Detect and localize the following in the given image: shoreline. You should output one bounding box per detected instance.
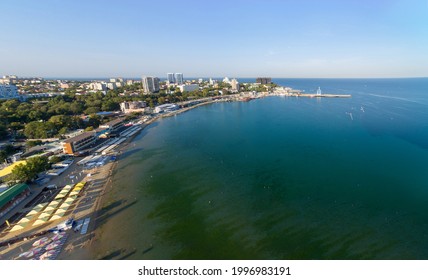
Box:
[59,100,218,259]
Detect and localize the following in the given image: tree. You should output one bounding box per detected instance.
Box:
[10,156,50,183]
[84,107,100,115]
[26,140,43,149]
[0,123,8,140]
[49,156,62,164]
[24,121,56,139]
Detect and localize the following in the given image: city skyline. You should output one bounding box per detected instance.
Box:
[1,0,428,78]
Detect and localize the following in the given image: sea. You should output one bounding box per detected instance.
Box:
[93,78,428,260]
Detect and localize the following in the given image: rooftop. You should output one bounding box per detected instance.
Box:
[62,131,96,143]
[101,118,125,127]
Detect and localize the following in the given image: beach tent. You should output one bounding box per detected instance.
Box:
[17,221,29,228]
[9,224,24,232]
[61,200,73,206]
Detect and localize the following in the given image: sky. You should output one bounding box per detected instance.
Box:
[1,0,428,78]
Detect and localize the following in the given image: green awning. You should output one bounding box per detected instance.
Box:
[0,183,29,209]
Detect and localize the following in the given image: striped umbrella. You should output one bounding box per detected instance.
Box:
[45,240,62,251]
[51,232,66,241]
[39,250,55,260]
[32,237,52,247]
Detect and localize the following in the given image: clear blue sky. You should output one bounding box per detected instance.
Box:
[1,0,428,78]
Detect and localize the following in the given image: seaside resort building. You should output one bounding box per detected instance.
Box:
[0,183,30,220]
[99,118,124,133]
[62,132,97,155]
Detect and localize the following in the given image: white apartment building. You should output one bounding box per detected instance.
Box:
[174,73,183,85]
[142,76,160,93]
[178,84,199,92]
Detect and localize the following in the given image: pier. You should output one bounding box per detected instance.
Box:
[290,93,351,98]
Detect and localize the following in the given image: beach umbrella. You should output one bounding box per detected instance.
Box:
[51,232,66,242]
[9,224,24,232]
[39,250,55,260]
[48,200,60,206]
[38,212,51,219]
[17,221,29,228]
[45,240,62,251]
[32,237,51,247]
[18,217,31,223]
[17,251,32,259]
[27,247,44,257]
[27,210,39,215]
[33,203,47,211]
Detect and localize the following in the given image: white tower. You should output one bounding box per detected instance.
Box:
[316,87,322,95]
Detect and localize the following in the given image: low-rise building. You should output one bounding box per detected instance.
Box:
[178,84,199,92]
[62,131,97,155]
[99,118,125,133]
[120,101,147,113]
[154,104,179,113]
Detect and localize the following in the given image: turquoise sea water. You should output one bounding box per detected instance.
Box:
[96,78,428,259]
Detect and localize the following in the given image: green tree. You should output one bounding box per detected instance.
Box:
[10,156,50,183]
[26,140,43,149]
[24,121,56,139]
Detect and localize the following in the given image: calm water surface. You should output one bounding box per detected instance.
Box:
[95,78,428,259]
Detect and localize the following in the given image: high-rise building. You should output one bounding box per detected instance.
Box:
[0,84,19,99]
[142,76,160,93]
[167,73,175,84]
[174,73,183,85]
[231,78,240,92]
[256,77,272,84]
